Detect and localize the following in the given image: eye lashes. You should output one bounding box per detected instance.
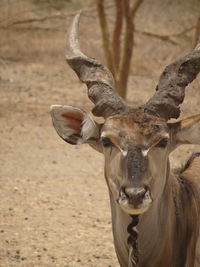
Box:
[155,138,169,148]
[101,137,113,147]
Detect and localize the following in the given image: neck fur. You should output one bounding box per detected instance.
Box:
[109,162,199,267]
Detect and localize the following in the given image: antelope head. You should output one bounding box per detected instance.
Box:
[51,13,200,215]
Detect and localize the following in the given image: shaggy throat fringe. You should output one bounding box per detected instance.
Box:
[127,215,139,267]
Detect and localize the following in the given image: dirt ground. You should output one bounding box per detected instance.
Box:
[0,1,200,266]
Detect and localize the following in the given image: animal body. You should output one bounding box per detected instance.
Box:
[51,13,200,267]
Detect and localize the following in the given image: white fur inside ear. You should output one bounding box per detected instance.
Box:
[50,105,85,144]
[51,105,99,145]
[81,114,99,141]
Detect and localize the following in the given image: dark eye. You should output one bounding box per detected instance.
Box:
[155,137,169,148]
[101,137,113,147]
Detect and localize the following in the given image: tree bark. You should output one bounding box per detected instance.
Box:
[193,16,200,49]
[112,0,124,73]
[117,0,144,98]
[96,0,115,78]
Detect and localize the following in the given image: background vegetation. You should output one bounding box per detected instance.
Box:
[0,0,200,98]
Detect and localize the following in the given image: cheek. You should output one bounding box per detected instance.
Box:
[148,151,168,197]
[148,150,168,174]
[104,150,122,197]
[104,149,121,175]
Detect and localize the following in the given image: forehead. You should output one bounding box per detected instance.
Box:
[102,111,168,145]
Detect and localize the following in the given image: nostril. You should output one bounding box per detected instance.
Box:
[124,187,147,199]
[119,187,127,200]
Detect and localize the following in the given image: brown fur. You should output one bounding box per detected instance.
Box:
[173,154,200,266]
[102,112,200,267]
[51,106,200,267]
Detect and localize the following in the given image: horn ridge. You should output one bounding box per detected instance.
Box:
[142,41,200,120]
[66,12,130,118]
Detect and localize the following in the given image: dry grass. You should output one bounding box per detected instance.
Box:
[0,0,89,62]
[0,0,199,67]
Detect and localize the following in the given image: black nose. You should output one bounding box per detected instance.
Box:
[120,186,148,204]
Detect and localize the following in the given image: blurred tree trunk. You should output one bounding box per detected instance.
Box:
[96,0,144,99]
[193,16,200,49]
[96,0,116,78]
[112,0,124,73]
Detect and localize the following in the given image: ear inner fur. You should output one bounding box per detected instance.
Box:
[62,112,84,134]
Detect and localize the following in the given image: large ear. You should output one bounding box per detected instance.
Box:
[50,105,100,146]
[169,114,200,145]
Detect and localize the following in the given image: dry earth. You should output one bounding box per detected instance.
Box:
[0,0,200,266]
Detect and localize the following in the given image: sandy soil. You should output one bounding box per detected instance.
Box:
[0,60,119,267]
[0,1,200,266]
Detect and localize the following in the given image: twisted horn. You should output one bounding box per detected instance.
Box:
[66,12,130,118]
[142,39,200,120]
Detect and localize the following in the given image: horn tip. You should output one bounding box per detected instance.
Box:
[66,10,84,58]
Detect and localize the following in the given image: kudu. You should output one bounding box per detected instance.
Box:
[51,13,200,267]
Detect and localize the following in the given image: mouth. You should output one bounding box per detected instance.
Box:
[118,190,153,215]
